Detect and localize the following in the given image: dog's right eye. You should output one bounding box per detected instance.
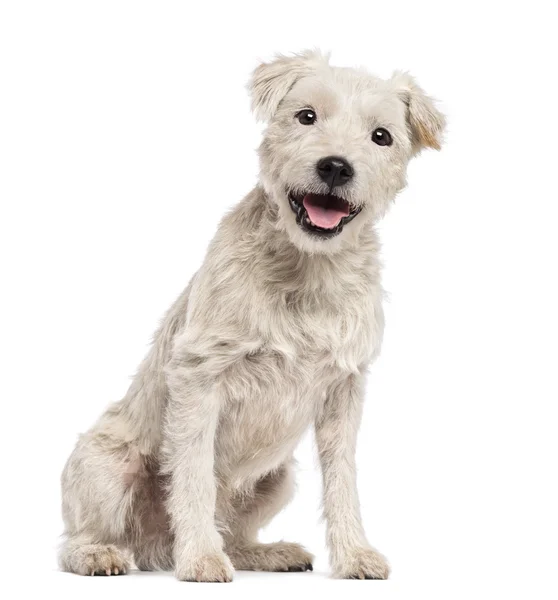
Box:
[296,109,317,125]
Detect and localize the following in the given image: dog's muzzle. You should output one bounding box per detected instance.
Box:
[288,191,362,238]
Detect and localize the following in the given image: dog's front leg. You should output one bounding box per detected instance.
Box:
[315,372,390,580]
[164,344,234,583]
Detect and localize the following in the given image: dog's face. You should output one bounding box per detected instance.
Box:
[250,51,445,253]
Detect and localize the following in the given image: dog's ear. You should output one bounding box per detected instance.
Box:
[391,72,446,153]
[249,50,329,122]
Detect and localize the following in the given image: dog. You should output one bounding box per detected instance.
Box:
[59,50,445,582]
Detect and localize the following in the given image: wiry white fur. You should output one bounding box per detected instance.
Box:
[59,50,445,582]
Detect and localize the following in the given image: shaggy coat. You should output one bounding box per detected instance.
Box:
[60,50,445,581]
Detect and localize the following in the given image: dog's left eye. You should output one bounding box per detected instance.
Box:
[296,109,317,125]
[372,128,393,146]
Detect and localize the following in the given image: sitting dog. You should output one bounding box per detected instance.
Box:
[60,50,445,582]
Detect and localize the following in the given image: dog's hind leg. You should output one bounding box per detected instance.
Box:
[59,430,143,575]
[224,461,314,572]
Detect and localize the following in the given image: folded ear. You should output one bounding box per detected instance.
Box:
[249,49,329,122]
[391,72,446,153]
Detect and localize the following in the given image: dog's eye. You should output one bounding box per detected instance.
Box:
[372,128,393,146]
[296,109,317,125]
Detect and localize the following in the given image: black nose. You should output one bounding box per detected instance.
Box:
[316,156,354,188]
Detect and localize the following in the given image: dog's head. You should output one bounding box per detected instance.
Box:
[249,50,445,253]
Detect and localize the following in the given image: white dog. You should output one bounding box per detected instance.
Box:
[59,50,445,582]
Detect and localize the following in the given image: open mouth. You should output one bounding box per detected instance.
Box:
[288,191,362,237]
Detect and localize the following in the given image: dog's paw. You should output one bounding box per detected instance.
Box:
[334,547,390,580]
[228,541,313,572]
[76,544,129,576]
[175,552,234,582]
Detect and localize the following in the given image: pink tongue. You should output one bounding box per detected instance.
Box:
[303,196,348,229]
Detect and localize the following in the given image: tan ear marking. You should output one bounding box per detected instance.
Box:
[392,71,446,154]
[415,117,442,151]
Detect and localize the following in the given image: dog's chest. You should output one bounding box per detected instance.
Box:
[215,285,383,482]
[267,282,383,371]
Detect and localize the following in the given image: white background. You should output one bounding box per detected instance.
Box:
[1,1,557,599]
